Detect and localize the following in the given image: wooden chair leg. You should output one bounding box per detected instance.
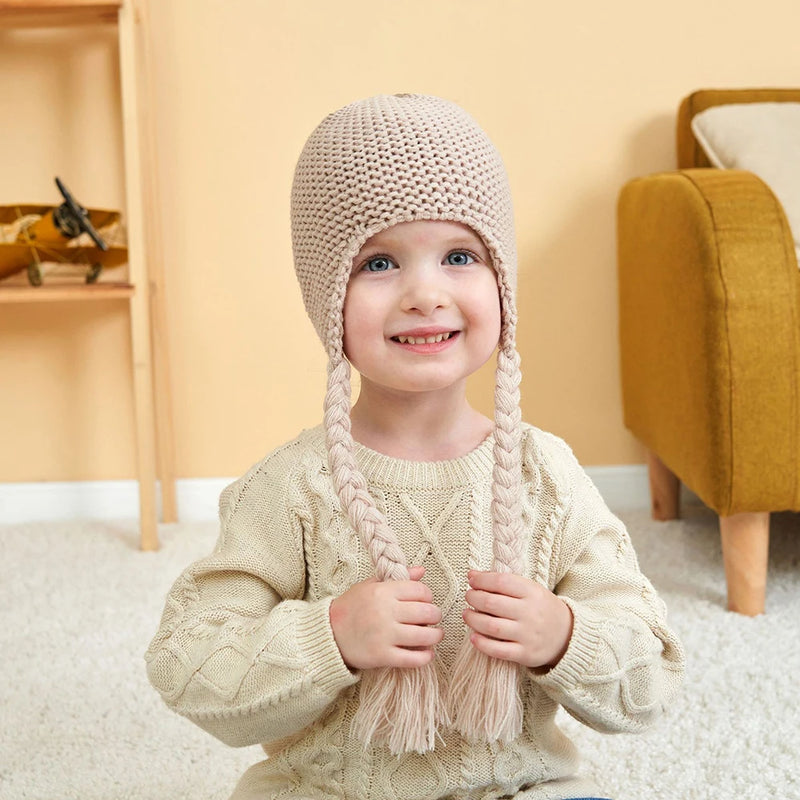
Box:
[719,512,769,616]
[646,451,680,520]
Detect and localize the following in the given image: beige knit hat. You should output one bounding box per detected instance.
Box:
[291,94,526,753]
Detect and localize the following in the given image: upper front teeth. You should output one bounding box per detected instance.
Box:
[396,332,453,344]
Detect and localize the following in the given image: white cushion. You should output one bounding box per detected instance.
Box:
[691,102,800,266]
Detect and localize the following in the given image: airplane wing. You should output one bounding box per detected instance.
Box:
[0,242,128,281]
[0,205,121,232]
[0,205,53,224]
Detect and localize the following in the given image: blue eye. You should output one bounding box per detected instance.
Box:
[363,256,396,272]
[446,251,475,266]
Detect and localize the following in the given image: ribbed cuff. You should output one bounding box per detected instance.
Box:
[532,596,606,696]
[294,596,359,699]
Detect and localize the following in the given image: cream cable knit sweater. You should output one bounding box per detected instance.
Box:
[146,424,684,800]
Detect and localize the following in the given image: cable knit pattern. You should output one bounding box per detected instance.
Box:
[145,424,685,800]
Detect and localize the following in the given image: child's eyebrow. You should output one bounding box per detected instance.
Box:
[438,235,479,245]
[442,237,492,258]
[447,238,487,250]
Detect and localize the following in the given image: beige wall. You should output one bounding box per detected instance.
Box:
[1,0,798,483]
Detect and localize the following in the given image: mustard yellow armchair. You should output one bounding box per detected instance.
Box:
[617,89,800,616]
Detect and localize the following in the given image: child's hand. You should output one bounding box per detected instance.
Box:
[462,570,573,670]
[329,566,443,670]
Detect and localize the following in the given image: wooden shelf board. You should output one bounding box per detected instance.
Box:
[0,281,134,303]
[0,1,121,27]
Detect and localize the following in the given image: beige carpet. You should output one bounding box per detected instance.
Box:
[1,505,799,799]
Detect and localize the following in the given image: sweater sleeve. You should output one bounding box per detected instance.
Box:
[144,453,359,748]
[530,434,685,734]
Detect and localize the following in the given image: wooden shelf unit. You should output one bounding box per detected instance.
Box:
[1,0,175,549]
[0,282,135,303]
[0,1,120,27]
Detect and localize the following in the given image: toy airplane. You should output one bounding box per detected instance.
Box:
[0,177,128,286]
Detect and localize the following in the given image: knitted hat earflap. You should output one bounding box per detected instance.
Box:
[291,94,527,752]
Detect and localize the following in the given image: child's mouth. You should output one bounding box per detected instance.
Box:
[389,331,460,353]
[391,331,456,345]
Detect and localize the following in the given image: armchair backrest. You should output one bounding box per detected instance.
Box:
[677,88,800,168]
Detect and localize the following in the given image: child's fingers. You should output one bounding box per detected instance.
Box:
[388,645,436,669]
[464,588,520,621]
[467,570,530,598]
[394,623,444,649]
[468,632,523,663]
[392,579,434,604]
[462,607,518,642]
[396,600,442,626]
[407,565,426,581]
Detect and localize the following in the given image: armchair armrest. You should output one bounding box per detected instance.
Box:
[617,168,800,515]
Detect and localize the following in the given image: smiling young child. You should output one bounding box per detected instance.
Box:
[146,94,684,800]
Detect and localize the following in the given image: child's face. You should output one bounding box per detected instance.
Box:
[343,220,501,398]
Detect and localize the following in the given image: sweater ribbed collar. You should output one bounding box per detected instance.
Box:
[305,424,495,490]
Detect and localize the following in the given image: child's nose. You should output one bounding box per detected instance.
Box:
[400,270,450,314]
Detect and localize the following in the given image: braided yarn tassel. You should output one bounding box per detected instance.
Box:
[448,308,525,742]
[324,357,448,753]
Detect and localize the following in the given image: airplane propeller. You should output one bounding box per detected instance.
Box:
[52,176,108,252]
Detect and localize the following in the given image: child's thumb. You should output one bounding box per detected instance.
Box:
[407,565,426,581]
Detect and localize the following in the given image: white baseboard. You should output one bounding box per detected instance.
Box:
[0,465,696,524]
[587,465,652,512]
[0,477,234,524]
